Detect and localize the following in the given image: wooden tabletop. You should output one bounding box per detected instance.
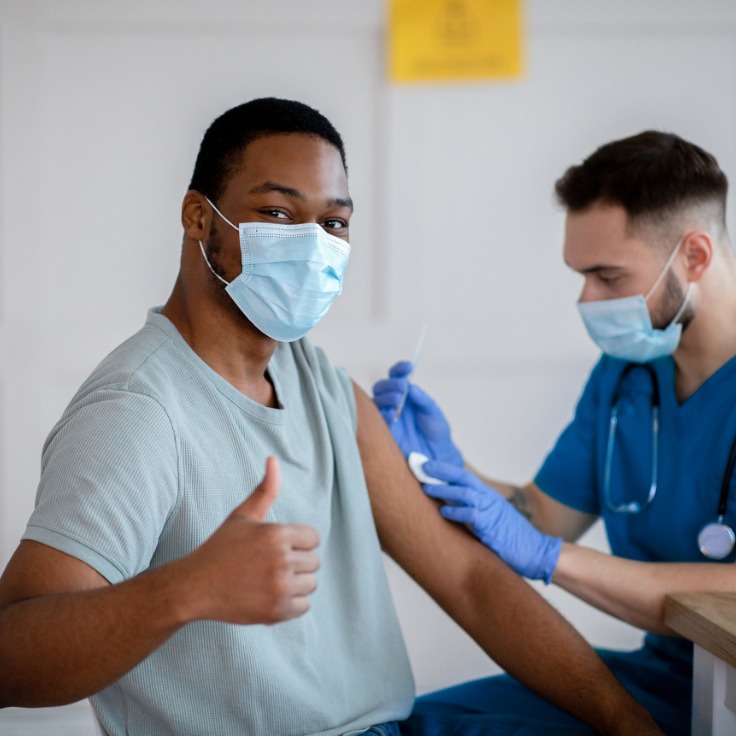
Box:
[664,592,736,669]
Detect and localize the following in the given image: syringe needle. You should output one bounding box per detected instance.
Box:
[393,322,429,422]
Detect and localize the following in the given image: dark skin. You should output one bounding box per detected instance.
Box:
[0,133,661,734]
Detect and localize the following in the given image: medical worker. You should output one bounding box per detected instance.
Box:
[373,131,736,736]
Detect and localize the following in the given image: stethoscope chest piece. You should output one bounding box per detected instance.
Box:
[697,520,736,560]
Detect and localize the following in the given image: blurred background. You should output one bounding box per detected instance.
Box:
[1,0,735,732]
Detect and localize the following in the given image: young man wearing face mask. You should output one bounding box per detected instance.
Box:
[373,131,736,735]
[0,99,662,736]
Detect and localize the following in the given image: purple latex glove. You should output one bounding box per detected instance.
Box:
[372,361,463,467]
[420,459,562,584]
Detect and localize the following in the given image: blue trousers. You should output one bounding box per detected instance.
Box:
[370,643,691,735]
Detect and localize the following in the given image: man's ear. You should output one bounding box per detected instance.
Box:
[681,231,713,283]
[181,190,210,241]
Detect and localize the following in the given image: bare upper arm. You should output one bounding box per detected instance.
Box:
[353,380,465,562]
[0,540,109,611]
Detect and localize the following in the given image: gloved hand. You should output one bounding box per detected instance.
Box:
[372,361,463,467]
[420,459,562,583]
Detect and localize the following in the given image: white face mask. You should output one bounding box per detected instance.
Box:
[200,197,350,342]
[577,237,693,363]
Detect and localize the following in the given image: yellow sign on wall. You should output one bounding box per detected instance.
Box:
[389,0,523,83]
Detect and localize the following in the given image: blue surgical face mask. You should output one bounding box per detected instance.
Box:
[199,197,350,342]
[577,237,694,363]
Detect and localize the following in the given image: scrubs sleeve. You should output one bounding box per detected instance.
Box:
[534,359,606,515]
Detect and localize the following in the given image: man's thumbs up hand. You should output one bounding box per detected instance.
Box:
[176,457,320,626]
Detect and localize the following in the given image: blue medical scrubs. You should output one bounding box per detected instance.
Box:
[415,354,736,736]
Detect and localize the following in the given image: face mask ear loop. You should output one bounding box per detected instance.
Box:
[198,240,229,286]
[644,237,684,302]
[204,195,239,232]
[669,282,694,327]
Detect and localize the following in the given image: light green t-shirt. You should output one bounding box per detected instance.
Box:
[24,308,414,736]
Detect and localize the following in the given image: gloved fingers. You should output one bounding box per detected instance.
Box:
[373,377,409,398]
[372,380,408,409]
[422,460,479,487]
[422,483,476,506]
[378,406,399,426]
[407,383,445,415]
[438,504,478,526]
[388,360,414,379]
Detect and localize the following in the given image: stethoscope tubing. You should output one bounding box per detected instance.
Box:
[604,364,660,515]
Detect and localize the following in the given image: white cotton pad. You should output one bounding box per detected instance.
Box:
[408,452,443,485]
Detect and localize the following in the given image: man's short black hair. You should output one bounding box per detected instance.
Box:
[188,97,347,202]
[555,131,728,229]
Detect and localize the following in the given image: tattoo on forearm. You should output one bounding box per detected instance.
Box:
[508,487,533,521]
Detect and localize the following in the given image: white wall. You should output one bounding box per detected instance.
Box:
[2,1,736,725]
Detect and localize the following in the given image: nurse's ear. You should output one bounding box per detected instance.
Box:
[680,230,713,283]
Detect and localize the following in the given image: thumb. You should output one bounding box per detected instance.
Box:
[388,360,413,379]
[233,456,281,522]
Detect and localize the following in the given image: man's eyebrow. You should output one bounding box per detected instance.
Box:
[248,181,305,199]
[248,181,353,211]
[330,196,354,212]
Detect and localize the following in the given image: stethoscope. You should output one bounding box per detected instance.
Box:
[604,363,736,560]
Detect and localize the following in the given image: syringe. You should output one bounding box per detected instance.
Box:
[393,321,429,422]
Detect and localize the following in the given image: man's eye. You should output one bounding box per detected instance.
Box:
[323,219,347,231]
[263,209,289,219]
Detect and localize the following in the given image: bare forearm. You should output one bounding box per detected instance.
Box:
[489,479,534,520]
[393,525,658,734]
[0,564,188,707]
[553,542,736,633]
